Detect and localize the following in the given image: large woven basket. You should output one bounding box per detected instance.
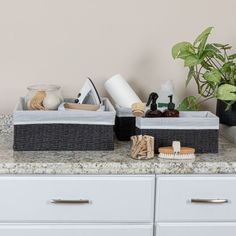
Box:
[13,97,116,151]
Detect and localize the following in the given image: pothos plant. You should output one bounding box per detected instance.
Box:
[172,27,236,111]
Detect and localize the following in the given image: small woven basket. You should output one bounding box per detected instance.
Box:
[136,111,219,154]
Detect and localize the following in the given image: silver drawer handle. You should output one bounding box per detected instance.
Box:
[51,199,90,204]
[191,198,229,204]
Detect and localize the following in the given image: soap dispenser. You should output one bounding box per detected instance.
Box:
[163,95,179,117]
[145,92,162,118]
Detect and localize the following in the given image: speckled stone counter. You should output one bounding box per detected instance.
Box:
[1,115,236,175]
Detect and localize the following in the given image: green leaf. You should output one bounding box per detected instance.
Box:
[224,46,232,50]
[200,44,225,62]
[186,67,194,86]
[213,43,232,50]
[198,38,208,56]
[230,79,236,86]
[172,42,193,59]
[203,69,221,83]
[221,61,235,73]
[215,53,225,62]
[204,44,220,56]
[198,38,210,56]
[228,53,236,60]
[201,61,213,70]
[177,50,194,59]
[184,55,199,67]
[194,27,214,46]
[217,84,236,101]
[225,101,236,111]
[213,43,225,48]
[177,96,199,111]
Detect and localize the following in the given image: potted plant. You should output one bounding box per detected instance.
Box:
[172,27,236,125]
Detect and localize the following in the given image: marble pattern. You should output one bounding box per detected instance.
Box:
[1,115,236,175]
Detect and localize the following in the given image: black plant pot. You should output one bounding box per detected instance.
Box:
[216,100,236,126]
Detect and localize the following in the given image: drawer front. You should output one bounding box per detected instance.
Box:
[156,176,236,222]
[0,224,153,236]
[156,223,236,236]
[0,176,154,223]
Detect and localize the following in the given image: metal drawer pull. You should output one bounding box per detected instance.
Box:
[51,199,90,204]
[191,199,229,204]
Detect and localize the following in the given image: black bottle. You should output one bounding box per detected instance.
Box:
[145,92,162,117]
[163,95,179,117]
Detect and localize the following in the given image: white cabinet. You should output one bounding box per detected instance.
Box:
[156,176,236,222]
[0,175,154,236]
[0,224,153,236]
[0,176,154,223]
[2,174,236,235]
[155,176,236,236]
[156,223,236,236]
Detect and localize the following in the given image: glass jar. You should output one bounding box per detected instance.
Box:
[130,135,154,160]
[26,84,63,110]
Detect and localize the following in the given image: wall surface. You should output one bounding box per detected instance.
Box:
[0,0,236,113]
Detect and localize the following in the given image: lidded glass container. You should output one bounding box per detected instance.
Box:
[26,84,63,111]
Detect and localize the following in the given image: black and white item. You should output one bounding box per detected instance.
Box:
[13,97,115,151]
[136,111,219,153]
[105,74,142,140]
[75,77,102,105]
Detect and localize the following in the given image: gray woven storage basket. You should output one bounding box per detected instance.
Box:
[13,97,116,151]
[136,111,219,154]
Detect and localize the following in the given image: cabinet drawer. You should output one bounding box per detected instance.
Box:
[0,224,153,236]
[0,176,154,223]
[156,176,236,222]
[156,223,236,236]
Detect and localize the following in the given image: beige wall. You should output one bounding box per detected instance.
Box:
[0,0,236,114]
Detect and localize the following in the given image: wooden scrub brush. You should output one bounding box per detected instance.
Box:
[158,141,195,160]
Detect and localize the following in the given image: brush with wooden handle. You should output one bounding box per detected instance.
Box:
[158,141,195,160]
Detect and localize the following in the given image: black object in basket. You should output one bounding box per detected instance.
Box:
[115,106,136,141]
[216,100,236,126]
[13,98,115,151]
[115,116,135,141]
[136,111,219,154]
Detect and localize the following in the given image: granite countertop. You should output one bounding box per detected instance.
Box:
[1,115,236,175]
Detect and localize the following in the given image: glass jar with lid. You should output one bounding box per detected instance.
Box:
[26,84,63,110]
